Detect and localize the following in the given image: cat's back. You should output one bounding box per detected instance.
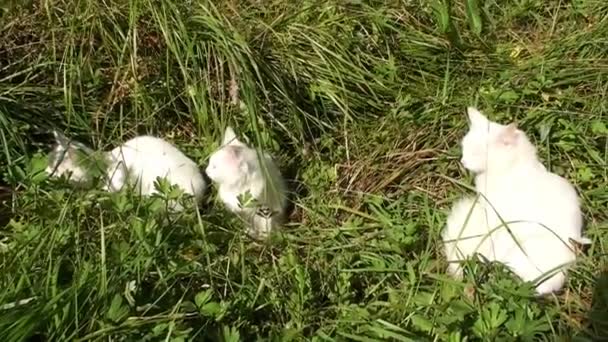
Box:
[119,136,189,160]
[111,136,200,173]
[515,167,579,214]
[536,170,582,229]
[108,136,205,196]
[483,165,578,206]
[540,170,578,199]
[488,166,582,244]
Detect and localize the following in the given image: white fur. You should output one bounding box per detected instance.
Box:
[45,131,96,186]
[205,127,287,239]
[46,132,207,210]
[105,136,207,209]
[442,196,493,278]
[443,107,589,295]
[46,144,91,185]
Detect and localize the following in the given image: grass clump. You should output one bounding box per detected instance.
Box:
[0,0,607,340]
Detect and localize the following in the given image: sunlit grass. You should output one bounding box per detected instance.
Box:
[0,0,607,340]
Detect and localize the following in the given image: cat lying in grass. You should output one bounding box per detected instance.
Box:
[46,131,207,210]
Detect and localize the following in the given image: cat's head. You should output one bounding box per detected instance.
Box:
[461,107,536,174]
[46,130,94,185]
[206,127,253,186]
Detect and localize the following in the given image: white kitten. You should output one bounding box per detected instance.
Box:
[205,127,287,239]
[105,136,207,209]
[46,132,207,210]
[442,107,590,295]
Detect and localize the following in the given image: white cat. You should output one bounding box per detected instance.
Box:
[46,132,207,209]
[442,107,590,295]
[205,127,287,239]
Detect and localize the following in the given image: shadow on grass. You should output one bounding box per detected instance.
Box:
[586,270,608,339]
[281,156,307,223]
[0,185,11,227]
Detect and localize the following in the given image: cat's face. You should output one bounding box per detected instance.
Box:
[45,131,97,185]
[461,107,522,173]
[206,127,249,186]
[206,146,248,184]
[46,144,89,183]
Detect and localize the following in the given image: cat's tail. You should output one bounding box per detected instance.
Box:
[443,196,488,277]
[444,196,485,241]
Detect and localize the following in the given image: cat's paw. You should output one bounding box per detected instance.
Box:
[246,225,270,240]
[248,214,274,240]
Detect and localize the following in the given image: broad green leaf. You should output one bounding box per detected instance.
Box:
[410,314,434,333]
[106,294,129,323]
[200,302,222,317]
[195,289,213,308]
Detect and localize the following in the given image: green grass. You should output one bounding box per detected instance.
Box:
[1,0,607,340]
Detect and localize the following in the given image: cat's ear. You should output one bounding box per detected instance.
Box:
[225,146,248,172]
[222,126,243,146]
[499,123,519,146]
[467,107,489,127]
[52,130,71,149]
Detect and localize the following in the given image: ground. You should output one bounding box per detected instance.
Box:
[0,0,607,340]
